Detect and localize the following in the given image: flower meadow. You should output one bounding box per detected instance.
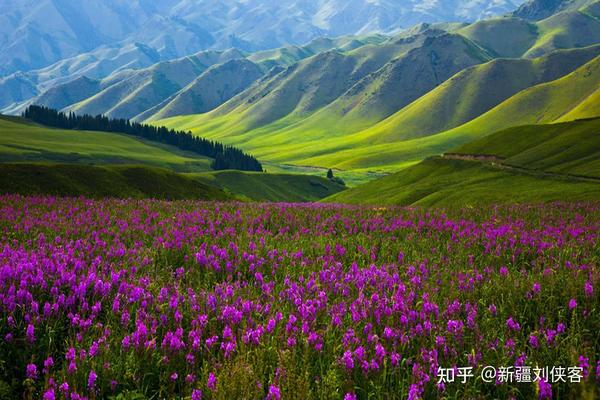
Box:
[0,195,598,400]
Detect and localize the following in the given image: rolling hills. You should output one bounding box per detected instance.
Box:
[324,118,600,206]
[0,116,345,202]
[159,48,600,174]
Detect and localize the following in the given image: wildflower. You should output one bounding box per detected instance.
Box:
[584,281,593,298]
[26,323,35,343]
[26,363,38,380]
[88,370,97,389]
[538,379,552,399]
[529,334,539,348]
[578,356,590,378]
[506,317,520,331]
[568,299,577,310]
[267,385,281,400]
[342,350,354,370]
[43,389,55,400]
[192,389,203,400]
[171,372,178,381]
[207,373,216,391]
[344,393,357,400]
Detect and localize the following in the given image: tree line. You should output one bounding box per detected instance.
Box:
[22,105,263,172]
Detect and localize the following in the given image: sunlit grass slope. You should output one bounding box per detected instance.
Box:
[453,117,600,177]
[0,116,212,172]
[323,158,600,207]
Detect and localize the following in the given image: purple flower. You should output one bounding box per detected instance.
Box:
[26,323,35,343]
[26,363,38,380]
[171,372,178,381]
[568,298,577,310]
[192,389,203,400]
[88,370,97,389]
[529,334,539,348]
[538,379,552,399]
[506,317,520,331]
[267,384,281,400]
[584,281,593,298]
[43,389,55,400]
[344,393,357,400]
[207,373,216,391]
[342,350,354,370]
[579,356,590,378]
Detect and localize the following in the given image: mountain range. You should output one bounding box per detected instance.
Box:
[0,0,526,78]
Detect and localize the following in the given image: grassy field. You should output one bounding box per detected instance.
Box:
[0,163,232,200]
[323,157,600,206]
[0,116,213,172]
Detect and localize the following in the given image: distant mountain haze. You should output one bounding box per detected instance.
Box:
[0,0,527,77]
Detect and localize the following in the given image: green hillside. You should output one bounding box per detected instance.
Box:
[459,4,600,58]
[191,171,346,202]
[355,45,600,143]
[160,52,600,174]
[323,157,600,206]
[0,116,212,172]
[0,163,232,200]
[453,117,600,177]
[325,117,600,206]
[143,59,264,121]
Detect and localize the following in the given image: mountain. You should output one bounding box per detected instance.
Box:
[511,0,597,20]
[144,59,264,121]
[6,34,384,118]
[157,31,489,143]
[354,45,600,143]
[458,2,600,58]
[0,43,162,112]
[62,49,246,120]
[158,38,599,173]
[0,0,526,78]
[324,118,600,206]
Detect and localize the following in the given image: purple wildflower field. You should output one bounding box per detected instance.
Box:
[0,195,598,399]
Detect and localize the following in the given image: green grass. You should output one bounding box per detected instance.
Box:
[453,117,600,177]
[324,157,600,206]
[0,116,213,172]
[189,170,346,202]
[0,163,232,200]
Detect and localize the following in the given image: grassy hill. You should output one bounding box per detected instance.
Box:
[0,116,213,172]
[0,116,346,202]
[323,157,600,206]
[453,117,600,177]
[354,45,600,143]
[459,3,600,58]
[144,59,264,121]
[191,171,346,202]
[325,118,600,206]
[0,163,232,200]
[65,49,246,121]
